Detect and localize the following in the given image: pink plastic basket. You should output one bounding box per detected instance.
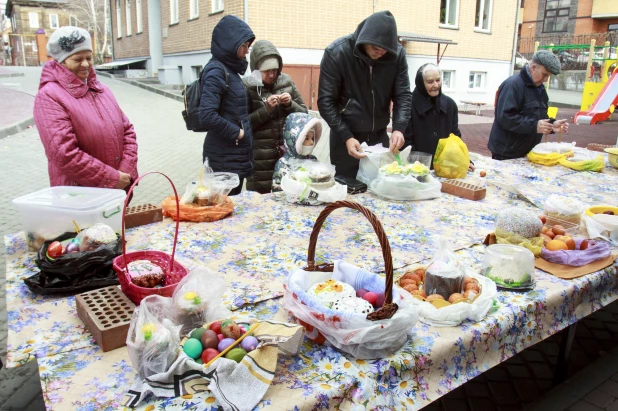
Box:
[112,172,188,305]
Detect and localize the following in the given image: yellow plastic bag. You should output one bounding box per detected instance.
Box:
[495,228,544,256]
[433,134,469,179]
[559,155,604,172]
[527,150,574,166]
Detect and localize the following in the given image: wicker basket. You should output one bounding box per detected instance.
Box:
[305,200,398,321]
[113,172,189,305]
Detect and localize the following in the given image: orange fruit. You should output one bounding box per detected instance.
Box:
[546,240,568,251]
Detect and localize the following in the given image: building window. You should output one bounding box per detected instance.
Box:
[609,24,618,32]
[49,14,59,29]
[136,0,143,32]
[126,0,132,35]
[543,0,570,33]
[69,15,77,26]
[116,0,122,37]
[442,70,455,89]
[190,0,199,18]
[171,0,179,23]
[468,72,486,89]
[28,12,39,29]
[212,0,223,13]
[192,65,203,80]
[32,40,37,52]
[475,0,492,32]
[440,0,458,27]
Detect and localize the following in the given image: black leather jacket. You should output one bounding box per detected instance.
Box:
[317,11,412,144]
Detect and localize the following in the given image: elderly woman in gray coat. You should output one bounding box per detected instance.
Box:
[243,40,308,194]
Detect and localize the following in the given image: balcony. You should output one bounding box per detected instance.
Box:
[592,0,618,19]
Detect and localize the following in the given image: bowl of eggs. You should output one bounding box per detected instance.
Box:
[585,205,618,217]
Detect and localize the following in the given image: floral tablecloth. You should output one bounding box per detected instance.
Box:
[4,150,618,411]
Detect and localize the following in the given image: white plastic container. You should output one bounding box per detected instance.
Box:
[12,187,127,250]
[481,244,535,290]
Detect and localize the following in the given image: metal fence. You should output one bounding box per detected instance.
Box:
[517,32,618,71]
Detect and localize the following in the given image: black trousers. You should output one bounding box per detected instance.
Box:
[228,178,245,196]
[330,129,389,178]
[491,152,518,161]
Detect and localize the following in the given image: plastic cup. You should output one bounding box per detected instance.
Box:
[407,151,433,168]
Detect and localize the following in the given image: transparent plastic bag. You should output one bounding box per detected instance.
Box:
[544,194,586,225]
[370,173,441,201]
[411,270,497,327]
[126,295,181,380]
[356,144,412,185]
[527,142,575,166]
[76,223,118,252]
[433,134,469,179]
[283,260,419,359]
[280,174,347,205]
[424,238,465,299]
[171,267,231,335]
[583,214,618,244]
[180,158,239,206]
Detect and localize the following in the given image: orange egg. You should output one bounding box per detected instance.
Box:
[541,226,549,233]
[546,240,568,251]
[552,225,566,236]
[413,268,426,280]
[546,230,555,239]
[539,215,547,224]
[411,290,427,299]
[464,283,480,293]
[400,279,417,287]
[463,277,477,286]
[426,294,445,302]
[464,290,478,300]
[403,284,419,293]
[448,293,464,304]
[562,237,576,250]
[580,239,590,250]
[541,234,552,245]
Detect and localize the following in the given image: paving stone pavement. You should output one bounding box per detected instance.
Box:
[1,69,618,410]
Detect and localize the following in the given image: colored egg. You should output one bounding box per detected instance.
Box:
[190,327,206,341]
[201,348,219,364]
[362,292,378,307]
[195,358,203,364]
[200,330,219,350]
[209,321,222,334]
[217,334,224,341]
[65,242,80,254]
[47,241,63,259]
[220,320,241,339]
[183,338,203,359]
[225,347,247,363]
[375,293,386,308]
[355,289,369,298]
[239,327,246,335]
[240,336,259,352]
[218,338,236,352]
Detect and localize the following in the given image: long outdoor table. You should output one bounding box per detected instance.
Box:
[4,151,618,410]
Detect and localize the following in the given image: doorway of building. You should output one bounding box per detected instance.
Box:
[282,64,321,110]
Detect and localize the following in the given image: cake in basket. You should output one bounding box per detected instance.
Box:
[307,279,355,308]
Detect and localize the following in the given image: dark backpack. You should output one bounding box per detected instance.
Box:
[182,61,229,132]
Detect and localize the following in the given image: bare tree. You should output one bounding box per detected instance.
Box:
[63,0,109,64]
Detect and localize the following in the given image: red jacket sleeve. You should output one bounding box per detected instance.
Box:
[118,111,139,182]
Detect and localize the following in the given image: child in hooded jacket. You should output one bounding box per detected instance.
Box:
[272,113,323,192]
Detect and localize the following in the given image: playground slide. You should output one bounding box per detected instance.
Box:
[575,70,618,125]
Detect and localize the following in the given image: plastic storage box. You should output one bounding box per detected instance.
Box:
[12,187,127,250]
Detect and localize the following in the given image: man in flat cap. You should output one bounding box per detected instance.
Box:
[488,50,569,160]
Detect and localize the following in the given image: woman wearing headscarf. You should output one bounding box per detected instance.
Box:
[34,26,138,189]
[403,63,462,166]
[243,40,307,194]
[199,15,255,196]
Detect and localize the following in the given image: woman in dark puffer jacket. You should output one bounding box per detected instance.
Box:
[243,40,308,194]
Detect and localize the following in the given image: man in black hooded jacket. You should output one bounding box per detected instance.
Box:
[318,11,412,177]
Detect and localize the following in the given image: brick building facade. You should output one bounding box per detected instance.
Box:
[109,0,519,105]
[520,0,618,39]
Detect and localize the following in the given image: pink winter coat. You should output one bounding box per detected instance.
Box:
[34,61,138,188]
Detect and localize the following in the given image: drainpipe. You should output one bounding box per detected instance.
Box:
[107,0,114,61]
[510,0,522,74]
[243,0,248,23]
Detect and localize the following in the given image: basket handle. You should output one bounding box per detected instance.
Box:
[120,172,181,275]
[306,200,398,321]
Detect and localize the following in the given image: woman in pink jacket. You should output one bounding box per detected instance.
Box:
[34,26,138,190]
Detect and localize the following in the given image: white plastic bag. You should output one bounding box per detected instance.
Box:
[171,267,232,334]
[424,237,465,299]
[283,260,419,359]
[370,173,442,201]
[280,175,347,205]
[411,271,497,327]
[531,142,576,154]
[126,295,181,380]
[544,194,586,224]
[583,214,618,244]
[356,144,412,185]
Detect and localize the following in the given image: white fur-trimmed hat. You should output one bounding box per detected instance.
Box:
[295,118,322,153]
[47,26,92,63]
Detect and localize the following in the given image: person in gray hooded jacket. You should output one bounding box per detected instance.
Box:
[318,10,412,177]
[243,40,307,194]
